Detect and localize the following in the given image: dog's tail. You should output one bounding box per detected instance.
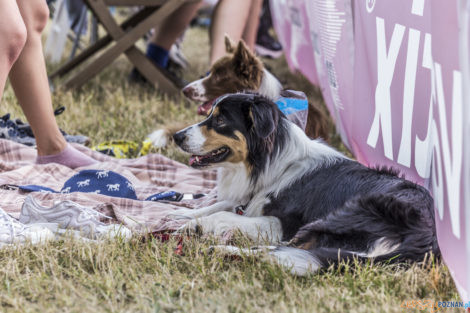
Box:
[147,122,191,148]
[212,239,438,276]
[266,245,438,276]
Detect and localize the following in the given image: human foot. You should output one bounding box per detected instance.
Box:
[36,144,97,169]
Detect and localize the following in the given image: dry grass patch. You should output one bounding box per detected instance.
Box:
[0,236,458,313]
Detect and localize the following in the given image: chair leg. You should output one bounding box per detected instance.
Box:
[49,7,154,80]
[91,15,98,44]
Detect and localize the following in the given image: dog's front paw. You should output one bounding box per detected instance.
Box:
[147,129,170,148]
[175,215,234,239]
[166,208,197,221]
[174,218,203,236]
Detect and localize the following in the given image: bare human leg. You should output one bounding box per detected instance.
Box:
[241,0,262,50]
[0,0,27,100]
[149,1,203,51]
[9,0,95,168]
[9,0,66,156]
[209,0,262,65]
[131,1,202,82]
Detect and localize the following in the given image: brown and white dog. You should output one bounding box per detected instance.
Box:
[168,93,439,275]
[147,36,330,148]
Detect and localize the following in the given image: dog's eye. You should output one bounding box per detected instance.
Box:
[213,115,226,127]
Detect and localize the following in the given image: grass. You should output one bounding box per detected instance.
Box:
[0,237,458,313]
[0,24,460,312]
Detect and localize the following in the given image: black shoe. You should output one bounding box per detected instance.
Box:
[255,34,283,59]
[255,0,283,59]
[128,68,151,86]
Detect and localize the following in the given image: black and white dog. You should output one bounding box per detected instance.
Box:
[170,93,439,275]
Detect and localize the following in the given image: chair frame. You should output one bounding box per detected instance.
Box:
[49,0,195,94]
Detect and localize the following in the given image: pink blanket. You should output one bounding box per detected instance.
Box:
[0,139,217,232]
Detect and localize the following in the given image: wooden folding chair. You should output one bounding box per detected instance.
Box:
[49,0,196,95]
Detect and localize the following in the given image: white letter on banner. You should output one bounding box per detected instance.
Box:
[415,33,433,179]
[367,18,406,160]
[411,0,425,16]
[397,28,421,167]
[434,64,463,238]
[431,132,444,220]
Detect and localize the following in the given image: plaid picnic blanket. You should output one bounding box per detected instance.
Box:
[0,139,218,232]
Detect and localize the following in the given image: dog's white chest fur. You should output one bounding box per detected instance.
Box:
[217,165,252,204]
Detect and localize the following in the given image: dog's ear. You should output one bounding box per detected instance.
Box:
[249,97,278,139]
[233,41,263,85]
[224,35,236,53]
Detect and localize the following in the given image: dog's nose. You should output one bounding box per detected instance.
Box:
[182,86,194,98]
[173,131,186,146]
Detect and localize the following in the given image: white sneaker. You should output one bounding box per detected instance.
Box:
[20,196,132,241]
[0,207,54,247]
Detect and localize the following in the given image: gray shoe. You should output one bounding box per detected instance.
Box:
[20,196,132,240]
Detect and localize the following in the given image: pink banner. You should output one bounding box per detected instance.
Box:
[271,0,470,301]
[269,0,319,85]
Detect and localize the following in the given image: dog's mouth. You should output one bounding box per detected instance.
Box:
[189,146,230,167]
[197,99,216,116]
